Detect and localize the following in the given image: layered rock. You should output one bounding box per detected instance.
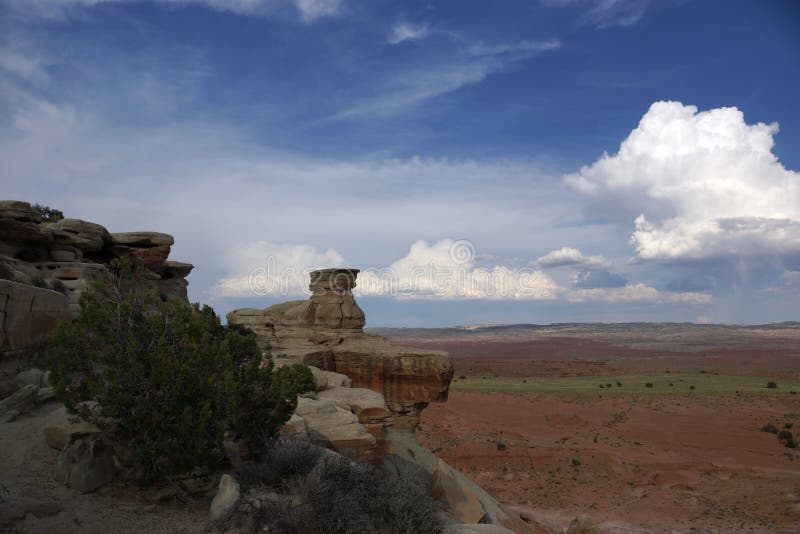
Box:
[0,201,193,316]
[228,268,453,430]
[0,280,70,353]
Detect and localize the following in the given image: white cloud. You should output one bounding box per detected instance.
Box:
[211,242,345,298]
[356,239,559,300]
[294,0,341,22]
[334,39,559,119]
[532,246,612,269]
[565,101,800,260]
[542,0,650,28]
[387,23,429,45]
[567,283,712,304]
[3,0,342,22]
[0,40,50,85]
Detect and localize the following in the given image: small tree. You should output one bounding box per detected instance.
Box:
[48,259,314,482]
[31,203,64,223]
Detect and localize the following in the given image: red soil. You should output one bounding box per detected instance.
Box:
[418,391,800,533]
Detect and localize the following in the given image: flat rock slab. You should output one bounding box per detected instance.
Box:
[317,387,390,423]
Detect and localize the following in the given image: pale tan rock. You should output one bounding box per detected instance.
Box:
[209,474,240,521]
[279,413,308,440]
[307,365,329,390]
[15,368,44,388]
[296,397,376,458]
[44,421,103,450]
[433,458,486,523]
[317,387,390,423]
[162,260,193,278]
[322,369,351,388]
[566,516,601,534]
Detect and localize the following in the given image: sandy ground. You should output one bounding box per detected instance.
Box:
[418,391,800,533]
[0,403,209,534]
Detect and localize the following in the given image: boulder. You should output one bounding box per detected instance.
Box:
[0,384,39,420]
[36,386,55,404]
[0,280,70,352]
[0,200,41,223]
[444,526,518,534]
[15,368,44,389]
[307,365,328,390]
[126,245,171,272]
[317,387,391,424]
[54,438,116,493]
[209,474,240,522]
[44,421,103,450]
[322,369,351,388]
[279,413,308,440]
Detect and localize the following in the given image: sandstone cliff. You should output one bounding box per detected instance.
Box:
[0,200,193,314]
[228,268,454,430]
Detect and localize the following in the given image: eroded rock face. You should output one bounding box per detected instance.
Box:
[0,280,70,353]
[0,201,193,317]
[228,268,453,430]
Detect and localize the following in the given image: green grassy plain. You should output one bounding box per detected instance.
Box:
[451,373,800,396]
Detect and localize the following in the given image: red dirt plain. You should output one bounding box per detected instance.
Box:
[379,324,800,532]
[418,392,800,533]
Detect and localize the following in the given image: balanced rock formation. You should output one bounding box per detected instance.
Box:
[228,268,453,430]
[0,201,193,314]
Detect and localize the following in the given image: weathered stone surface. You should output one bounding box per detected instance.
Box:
[0,202,49,248]
[567,516,600,534]
[317,387,391,424]
[31,262,106,314]
[209,474,240,521]
[433,458,486,523]
[158,277,188,301]
[44,218,111,253]
[0,200,41,223]
[322,369,351,388]
[295,397,376,458]
[111,231,174,247]
[0,280,69,352]
[384,429,538,533]
[36,386,55,404]
[228,268,452,430]
[0,384,39,419]
[279,413,309,440]
[54,438,116,493]
[443,525,519,534]
[162,260,194,278]
[15,368,44,388]
[44,421,103,450]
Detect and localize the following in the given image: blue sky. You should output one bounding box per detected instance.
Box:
[2,0,799,326]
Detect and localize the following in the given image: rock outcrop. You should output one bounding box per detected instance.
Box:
[0,201,193,315]
[228,268,453,430]
[0,280,69,354]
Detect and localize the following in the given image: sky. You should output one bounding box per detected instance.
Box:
[1,0,799,326]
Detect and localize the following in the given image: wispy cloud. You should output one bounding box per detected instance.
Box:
[542,0,651,29]
[334,38,560,119]
[2,0,344,23]
[387,22,429,45]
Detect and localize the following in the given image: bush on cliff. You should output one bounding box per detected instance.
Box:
[31,203,64,222]
[48,258,315,482]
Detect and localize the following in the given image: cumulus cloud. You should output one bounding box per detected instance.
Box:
[565,101,800,260]
[211,242,345,298]
[387,23,429,45]
[570,269,627,288]
[356,239,559,300]
[567,283,712,304]
[532,246,612,269]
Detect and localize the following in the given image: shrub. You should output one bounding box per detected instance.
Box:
[48,259,314,482]
[496,441,507,451]
[0,263,12,280]
[616,382,622,387]
[767,381,778,389]
[31,203,64,223]
[645,383,654,388]
[458,375,466,380]
[761,424,779,434]
[219,440,442,534]
[689,385,696,390]
[778,430,795,447]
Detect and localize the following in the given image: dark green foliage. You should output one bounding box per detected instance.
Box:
[48,259,314,482]
[571,458,581,467]
[31,203,64,222]
[761,424,779,434]
[28,275,48,288]
[778,430,796,448]
[220,440,443,534]
[645,382,654,388]
[496,441,507,451]
[0,263,12,280]
[767,381,778,389]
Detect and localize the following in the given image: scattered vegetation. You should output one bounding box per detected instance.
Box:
[761,424,779,434]
[48,259,315,482]
[496,441,507,451]
[31,203,64,223]
[767,381,778,389]
[645,383,654,388]
[215,439,443,534]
